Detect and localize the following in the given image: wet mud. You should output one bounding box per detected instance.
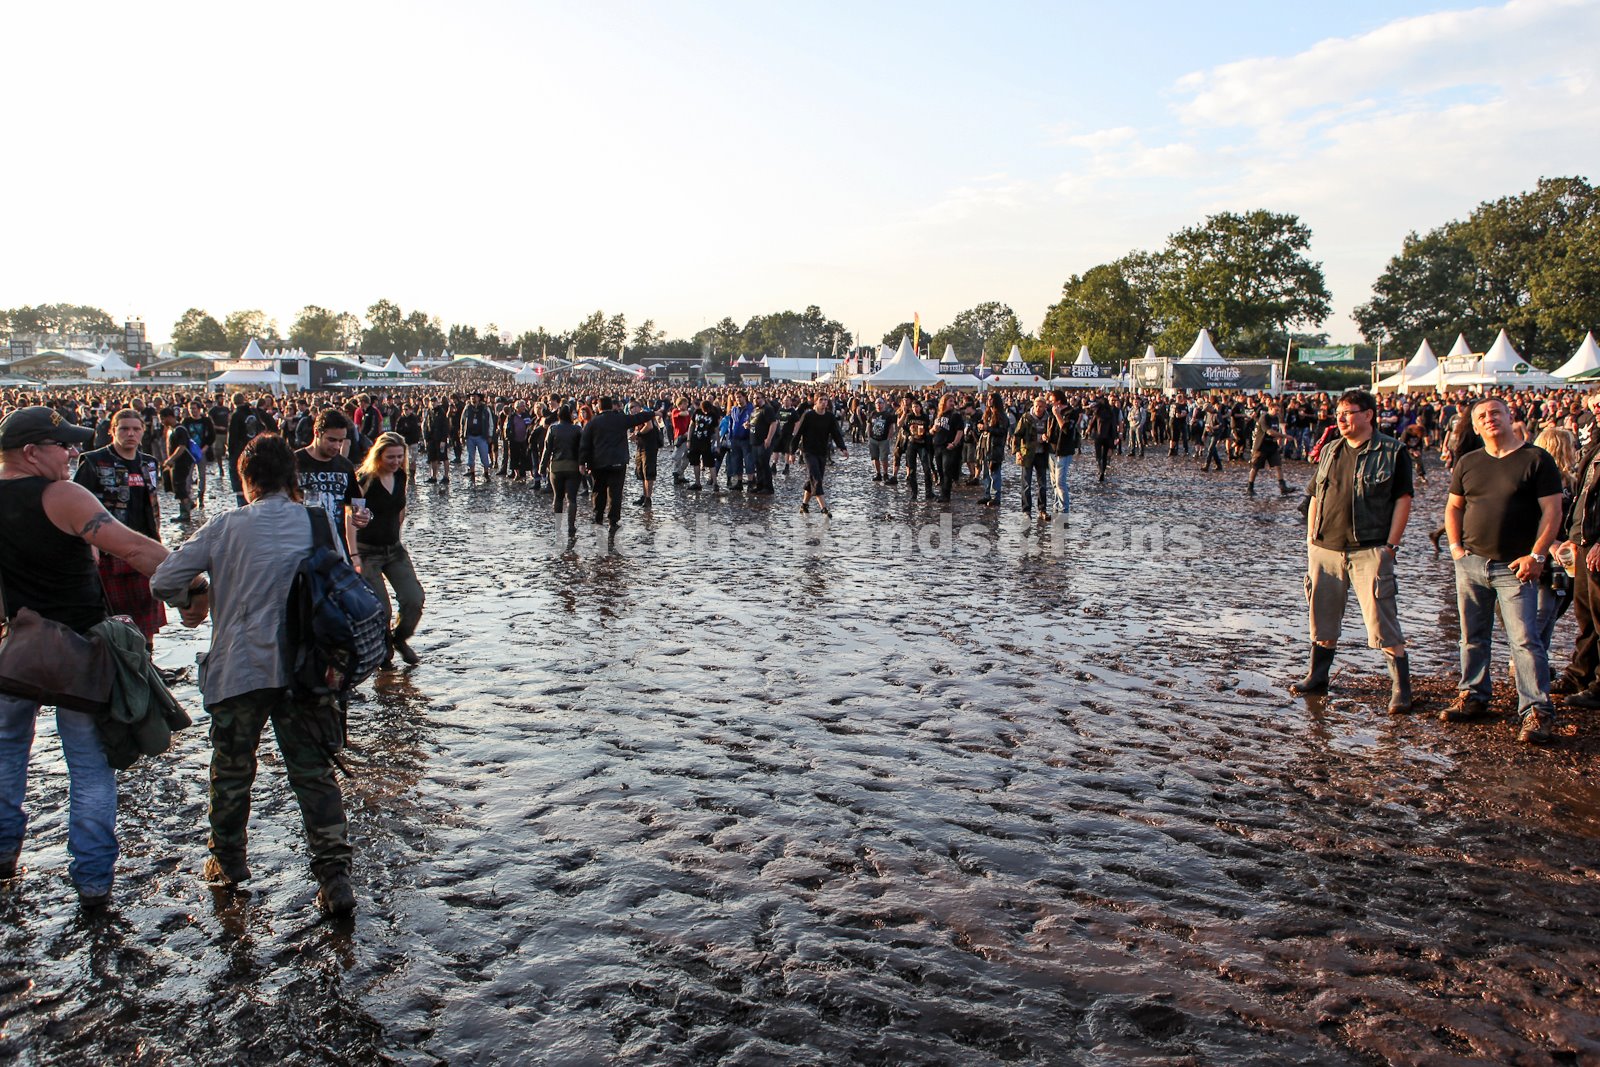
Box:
[2,452,1597,1065]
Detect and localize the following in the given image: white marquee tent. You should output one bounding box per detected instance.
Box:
[866,336,941,388]
[1375,339,1439,392]
[1178,329,1226,364]
[1554,332,1600,380]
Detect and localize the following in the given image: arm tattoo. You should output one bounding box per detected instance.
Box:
[78,512,114,540]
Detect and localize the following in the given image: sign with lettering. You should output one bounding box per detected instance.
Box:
[1171,362,1273,391]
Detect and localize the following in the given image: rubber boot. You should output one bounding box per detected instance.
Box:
[1290,643,1336,694]
[1386,653,1413,714]
[1278,478,1291,496]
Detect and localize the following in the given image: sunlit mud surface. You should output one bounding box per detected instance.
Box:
[3,451,1597,1065]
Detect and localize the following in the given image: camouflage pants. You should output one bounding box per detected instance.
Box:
[207,687,351,880]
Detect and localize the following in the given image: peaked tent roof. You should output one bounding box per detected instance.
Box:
[1554,332,1600,379]
[1178,329,1226,364]
[239,338,267,361]
[1074,345,1093,365]
[1479,329,1526,374]
[1447,334,1473,358]
[381,354,410,374]
[1142,345,1158,360]
[939,344,960,365]
[1375,338,1439,391]
[866,336,940,387]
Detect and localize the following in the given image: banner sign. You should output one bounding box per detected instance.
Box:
[1132,361,1166,389]
[1171,362,1273,390]
[1298,346,1358,364]
[1065,363,1117,379]
[1442,356,1477,375]
[1372,359,1404,377]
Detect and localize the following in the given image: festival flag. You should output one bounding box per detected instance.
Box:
[1049,347,1056,377]
[913,312,921,355]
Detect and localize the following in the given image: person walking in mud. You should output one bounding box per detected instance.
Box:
[1245,400,1292,497]
[790,395,849,517]
[1086,393,1118,483]
[1555,390,1600,705]
[1293,389,1415,715]
[0,407,180,909]
[151,433,358,916]
[1442,397,1564,744]
[579,396,656,534]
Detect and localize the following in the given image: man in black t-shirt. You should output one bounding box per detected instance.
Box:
[1443,396,1564,743]
[293,410,367,558]
[73,408,167,647]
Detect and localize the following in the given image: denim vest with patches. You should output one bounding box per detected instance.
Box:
[1314,432,1404,546]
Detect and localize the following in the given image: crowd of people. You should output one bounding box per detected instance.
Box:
[1,374,1597,915]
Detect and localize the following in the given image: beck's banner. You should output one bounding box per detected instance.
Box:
[1171,362,1273,391]
[1297,345,1358,364]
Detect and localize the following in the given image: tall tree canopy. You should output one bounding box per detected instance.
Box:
[1355,176,1600,365]
[171,308,228,352]
[2,304,117,337]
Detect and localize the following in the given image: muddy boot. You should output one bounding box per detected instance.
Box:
[1246,481,1255,496]
[1290,643,1335,694]
[1386,653,1413,714]
[1278,478,1291,496]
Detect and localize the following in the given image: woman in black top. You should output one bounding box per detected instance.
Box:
[931,393,965,503]
[354,432,425,668]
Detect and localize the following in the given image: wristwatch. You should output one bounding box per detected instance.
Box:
[1386,543,1400,553]
[1532,553,1547,564]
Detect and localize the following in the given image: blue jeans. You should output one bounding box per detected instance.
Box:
[1049,454,1073,515]
[1021,454,1050,513]
[727,439,751,482]
[1453,554,1551,715]
[983,460,1003,499]
[0,694,118,893]
[464,435,492,471]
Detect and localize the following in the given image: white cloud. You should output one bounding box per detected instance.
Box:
[1043,0,1600,338]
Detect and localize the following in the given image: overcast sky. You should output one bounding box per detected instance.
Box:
[7,0,1597,351]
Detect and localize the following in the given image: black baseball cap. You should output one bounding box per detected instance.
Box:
[0,406,96,450]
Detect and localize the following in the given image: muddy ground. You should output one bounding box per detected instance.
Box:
[1,448,1596,1065]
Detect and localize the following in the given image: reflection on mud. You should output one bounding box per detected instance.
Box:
[1,455,1597,1064]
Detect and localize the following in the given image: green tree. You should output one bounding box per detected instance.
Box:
[631,319,666,351]
[932,301,1026,364]
[287,306,353,354]
[513,327,570,359]
[881,322,925,351]
[603,313,628,357]
[361,299,405,355]
[572,310,607,357]
[447,324,482,354]
[171,308,228,351]
[480,324,508,359]
[1152,210,1331,357]
[1039,255,1160,359]
[223,309,279,352]
[3,303,117,336]
[1355,177,1600,365]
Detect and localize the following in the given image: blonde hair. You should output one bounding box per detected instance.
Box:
[356,431,409,482]
[1534,425,1579,487]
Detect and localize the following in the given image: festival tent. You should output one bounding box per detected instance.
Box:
[1050,344,1120,389]
[380,354,410,375]
[86,349,135,381]
[990,344,1048,388]
[1554,332,1600,380]
[1177,329,1226,364]
[866,336,940,388]
[238,338,268,362]
[512,363,545,384]
[1448,329,1561,389]
[1375,339,1438,392]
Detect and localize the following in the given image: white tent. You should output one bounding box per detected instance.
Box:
[1447,329,1562,389]
[381,353,410,374]
[1074,345,1093,365]
[1554,332,1600,379]
[1375,339,1439,392]
[1446,334,1473,359]
[87,349,135,381]
[1178,329,1226,364]
[513,363,545,384]
[239,338,267,361]
[865,336,940,388]
[991,344,1048,388]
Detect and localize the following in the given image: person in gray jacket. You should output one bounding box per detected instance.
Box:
[543,406,583,538]
[151,433,356,917]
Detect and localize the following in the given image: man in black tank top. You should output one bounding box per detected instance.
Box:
[0,406,177,909]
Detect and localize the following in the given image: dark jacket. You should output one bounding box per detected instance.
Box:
[544,422,583,474]
[579,409,655,469]
[1312,432,1408,546]
[1568,437,1600,545]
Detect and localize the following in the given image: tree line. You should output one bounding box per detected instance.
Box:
[9,175,1595,369]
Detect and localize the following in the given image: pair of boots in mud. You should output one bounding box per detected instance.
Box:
[1290,642,1412,714]
[1246,477,1291,496]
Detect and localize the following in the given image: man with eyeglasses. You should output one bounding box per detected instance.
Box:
[1293,389,1415,715]
[0,406,180,908]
